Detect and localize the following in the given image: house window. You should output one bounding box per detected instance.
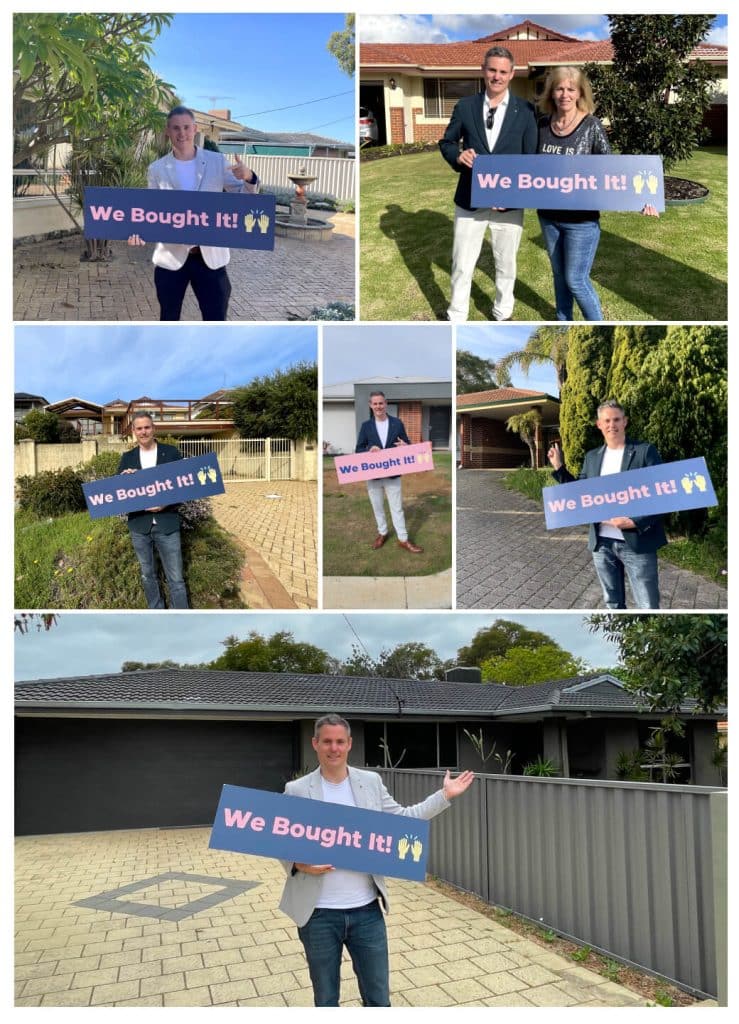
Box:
[423,78,483,119]
[364,721,458,769]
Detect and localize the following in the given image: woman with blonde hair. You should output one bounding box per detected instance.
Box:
[536,65,655,320]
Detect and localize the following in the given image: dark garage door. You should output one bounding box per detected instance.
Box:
[15,717,296,835]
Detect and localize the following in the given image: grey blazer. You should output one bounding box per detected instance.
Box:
[147,146,259,271]
[278,766,449,926]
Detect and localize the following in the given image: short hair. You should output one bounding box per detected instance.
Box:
[596,399,627,418]
[538,66,596,116]
[131,411,154,425]
[482,46,514,68]
[369,391,386,401]
[313,714,351,738]
[166,105,196,123]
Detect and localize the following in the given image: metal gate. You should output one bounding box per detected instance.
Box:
[179,438,292,481]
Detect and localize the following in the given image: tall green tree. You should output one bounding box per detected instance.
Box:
[457,620,556,667]
[496,325,571,394]
[339,641,447,680]
[505,409,542,469]
[480,644,586,686]
[558,326,613,474]
[605,324,668,425]
[456,349,508,394]
[231,363,317,441]
[588,614,727,712]
[209,631,332,674]
[327,14,355,77]
[584,15,717,171]
[13,13,173,166]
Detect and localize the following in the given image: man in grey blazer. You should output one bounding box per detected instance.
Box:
[128,106,259,320]
[548,399,667,608]
[279,714,474,1006]
[439,46,537,321]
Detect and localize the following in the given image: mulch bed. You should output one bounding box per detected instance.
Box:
[664,177,709,201]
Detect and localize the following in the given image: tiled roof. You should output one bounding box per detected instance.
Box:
[474,20,580,44]
[14,670,712,717]
[457,387,551,406]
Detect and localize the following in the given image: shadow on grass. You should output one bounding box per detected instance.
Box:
[377,203,726,321]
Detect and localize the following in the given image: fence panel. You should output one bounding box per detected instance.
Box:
[226,154,355,201]
[381,769,724,997]
[179,438,292,481]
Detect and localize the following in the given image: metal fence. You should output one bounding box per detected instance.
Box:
[179,438,292,481]
[225,154,355,201]
[380,768,727,999]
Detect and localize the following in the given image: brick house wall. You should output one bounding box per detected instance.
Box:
[460,416,530,468]
[389,107,405,144]
[397,401,423,443]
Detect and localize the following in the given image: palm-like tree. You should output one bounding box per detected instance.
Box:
[496,325,570,395]
[505,409,542,469]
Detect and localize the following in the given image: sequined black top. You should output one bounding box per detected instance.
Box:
[537,114,611,222]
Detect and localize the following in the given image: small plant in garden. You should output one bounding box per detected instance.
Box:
[652,987,674,1007]
[601,959,621,981]
[308,301,355,321]
[463,727,515,773]
[570,945,591,962]
[523,757,560,777]
[541,928,556,943]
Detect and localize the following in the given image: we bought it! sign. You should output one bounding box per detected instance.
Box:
[209,784,430,881]
[82,453,226,519]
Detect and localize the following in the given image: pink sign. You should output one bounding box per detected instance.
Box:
[334,442,435,484]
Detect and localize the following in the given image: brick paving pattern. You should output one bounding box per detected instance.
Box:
[457,470,727,610]
[13,213,354,321]
[209,481,317,610]
[16,828,654,1007]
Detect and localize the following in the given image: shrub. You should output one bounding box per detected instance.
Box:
[16,467,86,519]
[360,141,440,162]
[308,301,355,321]
[78,450,122,481]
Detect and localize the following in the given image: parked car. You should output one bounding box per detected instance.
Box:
[359,106,379,145]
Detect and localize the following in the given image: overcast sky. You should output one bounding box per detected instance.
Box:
[457,325,559,395]
[14,325,317,404]
[14,611,620,681]
[323,325,453,384]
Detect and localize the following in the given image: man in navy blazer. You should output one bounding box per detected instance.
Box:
[439,46,537,321]
[355,391,423,553]
[548,400,667,609]
[128,106,259,321]
[117,411,189,609]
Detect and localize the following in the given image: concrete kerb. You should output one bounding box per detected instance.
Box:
[15,826,654,1008]
[323,569,453,609]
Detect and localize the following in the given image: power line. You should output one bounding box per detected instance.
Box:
[234,89,353,120]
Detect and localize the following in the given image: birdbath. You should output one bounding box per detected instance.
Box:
[287,166,317,226]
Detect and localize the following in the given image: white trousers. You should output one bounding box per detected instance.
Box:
[447,206,524,321]
[366,477,407,542]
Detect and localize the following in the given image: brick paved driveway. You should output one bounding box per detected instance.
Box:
[13,212,354,321]
[16,827,652,1007]
[457,470,727,610]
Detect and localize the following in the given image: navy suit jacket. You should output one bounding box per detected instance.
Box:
[553,439,668,553]
[117,442,183,535]
[355,415,410,453]
[439,91,537,211]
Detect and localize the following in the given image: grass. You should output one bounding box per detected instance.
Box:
[15,508,245,609]
[322,453,452,577]
[359,146,727,321]
[503,467,727,587]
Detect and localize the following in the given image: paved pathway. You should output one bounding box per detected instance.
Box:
[323,569,453,609]
[13,213,354,321]
[209,482,317,610]
[16,827,655,1008]
[457,470,727,610]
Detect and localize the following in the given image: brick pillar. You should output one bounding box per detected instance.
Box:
[397,402,423,443]
[460,414,472,468]
[389,107,405,144]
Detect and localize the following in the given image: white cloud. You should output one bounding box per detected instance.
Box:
[707,25,728,46]
[358,14,449,44]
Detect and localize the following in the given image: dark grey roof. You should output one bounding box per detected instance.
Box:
[13,670,713,718]
[220,127,353,149]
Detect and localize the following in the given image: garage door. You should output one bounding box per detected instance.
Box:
[15,717,296,835]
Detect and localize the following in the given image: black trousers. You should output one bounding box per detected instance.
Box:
[154,250,231,321]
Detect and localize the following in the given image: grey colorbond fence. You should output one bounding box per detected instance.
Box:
[380,769,727,999]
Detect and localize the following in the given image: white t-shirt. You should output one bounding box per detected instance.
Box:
[138,444,158,470]
[174,156,198,191]
[598,445,625,540]
[315,775,378,910]
[374,418,390,448]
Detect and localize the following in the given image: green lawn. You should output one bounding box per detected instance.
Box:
[323,453,452,576]
[359,147,727,321]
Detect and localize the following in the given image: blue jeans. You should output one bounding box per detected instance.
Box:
[538,215,602,320]
[591,538,660,609]
[129,526,189,609]
[297,900,390,1006]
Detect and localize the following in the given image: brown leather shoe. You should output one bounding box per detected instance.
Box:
[372,533,389,549]
[398,539,423,554]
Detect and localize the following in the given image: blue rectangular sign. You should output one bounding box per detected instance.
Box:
[84,186,276,249]
[471,155,665,211]
[543,457,717,530]
[82,452,226,519]
[209,784,430,881]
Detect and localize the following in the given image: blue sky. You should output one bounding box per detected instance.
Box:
[14,612,620,681]
[148,13,354,142]
[323,324,453,384]
[457,325,559,395]
[14,325,317,404]
[359,12,728,46]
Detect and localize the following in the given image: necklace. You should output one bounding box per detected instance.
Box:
[551,111,580,135]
